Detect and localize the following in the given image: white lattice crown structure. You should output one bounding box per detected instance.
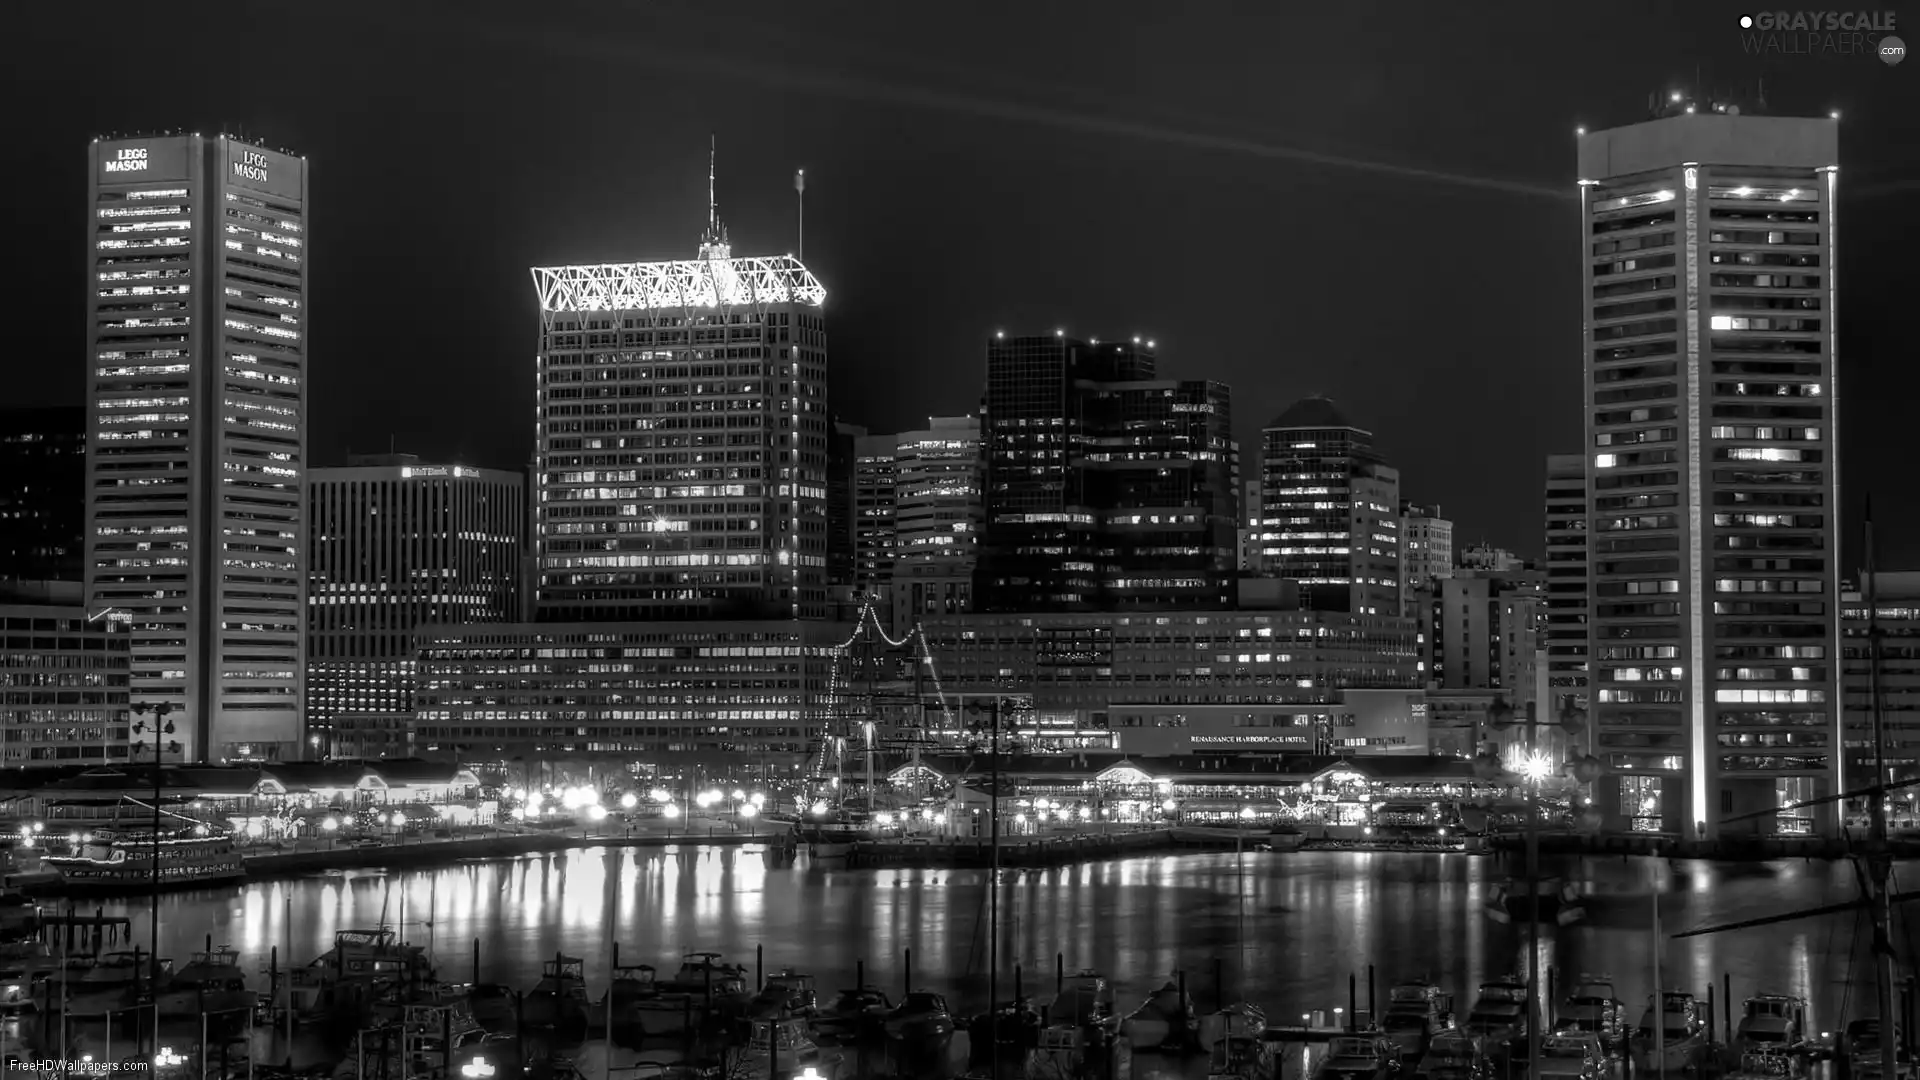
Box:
[530,256,826,313]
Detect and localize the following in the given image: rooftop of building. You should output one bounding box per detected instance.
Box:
[1264,395,1361,432]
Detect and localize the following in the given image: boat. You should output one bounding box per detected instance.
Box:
[1463,977,1534,1050]
[522,954,591,1031]
[42,949,171,1014]
[1484,876,1586,926]
[965,996,1044,1069]
[656,951,751,1017]
[1380,980,1454,1057]
[1415,1030,1486,1080]
[41,827,245,894]
[747,968,818,1018]
[289,927,433,1021]
[1048,968,1118,1030]
[603,964,696,1045]
[1121,979,1202,1054]
[1628,991,1710,1073]
[736,1015,842,1078]
[1735,994,1807,1057]
[465,982,517,1030]
[1553,974,1626,1050]
[156,945,255,1019]
[1203,1002,1274,1080]
[883,990,958,1074]
[1314,1034,1403,1080]
[812,986,892,1045]
[1534,1032,1607,1080]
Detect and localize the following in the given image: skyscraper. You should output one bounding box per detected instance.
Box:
[1543,453,1590,747]
[307,456,526,757]
[852,432,900,605]
[1578,98,1840,838]
[1256,397,1401,615]
[891,415,984,629]
[528,160,829,622]
[84,134,309,763]
[976,333,1236,611]
[0,407,86,586]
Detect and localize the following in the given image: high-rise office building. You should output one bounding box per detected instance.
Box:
[307,456,526,758]
[0,407,87,586]
[891,415,984,629]
[976,333,1236,612]
[528,175,829,622]
[1256,396,1401,615]
[1543,454,1590,747]
[1579,99,1840,838]
[852,432,900,604]
[84,134,309,763]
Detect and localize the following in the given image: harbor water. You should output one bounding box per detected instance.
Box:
[58,844,1873,1066]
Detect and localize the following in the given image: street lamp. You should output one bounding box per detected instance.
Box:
[131,701,177,1003]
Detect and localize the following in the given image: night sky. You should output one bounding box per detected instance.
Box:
[8,1,1917,563]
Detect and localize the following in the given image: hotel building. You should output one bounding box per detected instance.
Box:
[1256,396,1401,615]
[528,197,829,622]
[84,134,309,763]
[307,457,526,757]
[1578,99,1840,837]
[976,333,1237,612]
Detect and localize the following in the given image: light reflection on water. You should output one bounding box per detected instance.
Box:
[86,847,1865,1027]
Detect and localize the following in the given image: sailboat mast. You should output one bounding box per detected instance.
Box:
[1866,506,1898,1080]
[1653,886,1666,1080]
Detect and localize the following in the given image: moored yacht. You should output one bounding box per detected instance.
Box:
[1122,979,1202,1054]
[522,954,591,1031]
[42,828,244,894]
[1553,975,1625,1050]
[1381,980,1454,1057]
[1735,994,1807,1056]
[1464,977,1534,1050]
[1203,1002,1273,1080]
[157,945,254,1019]
[1629,991,1710,1073]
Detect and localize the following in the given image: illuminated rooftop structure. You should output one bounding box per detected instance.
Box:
[530,139,824,314]
[529,256,825,314]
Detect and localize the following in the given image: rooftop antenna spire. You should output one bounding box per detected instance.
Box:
[699,135,730,259]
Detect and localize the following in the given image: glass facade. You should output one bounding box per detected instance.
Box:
[1579,107,1840,837]
[977,335,1235,611]
[0,605,133,764]
[84,135,308,763]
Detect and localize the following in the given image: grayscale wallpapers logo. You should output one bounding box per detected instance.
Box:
[1736,11,1905,63]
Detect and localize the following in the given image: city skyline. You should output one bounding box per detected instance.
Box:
[6,3,1916,565]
